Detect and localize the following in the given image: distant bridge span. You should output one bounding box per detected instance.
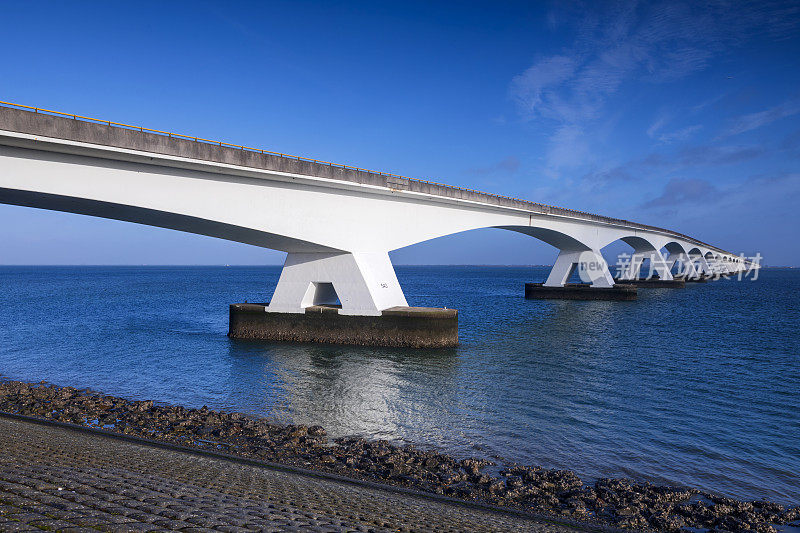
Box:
[0,103,747,315]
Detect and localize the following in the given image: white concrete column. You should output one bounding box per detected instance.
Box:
[689,259,704,278]
[267,251,408,316]
[669,253,697,278]
[544,249,615,288]
[618,250,673,281]
[685,260,699,278]
[618,252,647,281]
[709,259,727,278]
[648,250,674,280]
[667,256,680,274]
[544,250,579,287]
[706,258,718,276]
[692,255,712,277]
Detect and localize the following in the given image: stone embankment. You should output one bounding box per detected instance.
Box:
[0,378,797,532]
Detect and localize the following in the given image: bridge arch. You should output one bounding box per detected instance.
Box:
[497,226,592,252]
[497,226,617,287]
[595,234,673,281]
[685,247,711,278]
[661,241,693,277]
[398,224,610,286]
[664,241,688,256]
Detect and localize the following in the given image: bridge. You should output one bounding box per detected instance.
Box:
[0,102,750,345]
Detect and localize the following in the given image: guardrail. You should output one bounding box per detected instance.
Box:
[0,100,733,256]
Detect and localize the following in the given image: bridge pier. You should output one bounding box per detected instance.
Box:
[543,249,615,287]
[613,249,684,287]
[229,303,458,348]
[614,278,686,288]
[617,249,674,282]
[267,252,408,316]
[669,253,707,281]
[526,249,637,300]
[229,251,458,347]
[668,253,691,277]
[689,253,714,281]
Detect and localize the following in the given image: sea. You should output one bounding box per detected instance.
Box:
[0,265,797,505]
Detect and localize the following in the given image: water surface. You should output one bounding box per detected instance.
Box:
[0,266,797,504]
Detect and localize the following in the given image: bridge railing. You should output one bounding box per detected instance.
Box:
[0,100,731,256]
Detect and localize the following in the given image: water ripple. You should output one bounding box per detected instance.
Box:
[0,265,797,504]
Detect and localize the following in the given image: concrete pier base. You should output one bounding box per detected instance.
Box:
[229,303,458,348]
[680,276,709,283]
[524,283,637,300]
[613,278,686,288]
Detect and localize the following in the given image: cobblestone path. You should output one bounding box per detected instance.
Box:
[0,415,584,532]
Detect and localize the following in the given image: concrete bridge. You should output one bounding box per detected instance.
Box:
[0,103,750,343]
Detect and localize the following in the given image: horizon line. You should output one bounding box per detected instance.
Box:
[0,263,555,267]
[0,264,793,268]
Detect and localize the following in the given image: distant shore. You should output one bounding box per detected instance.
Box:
[0,377,797,532]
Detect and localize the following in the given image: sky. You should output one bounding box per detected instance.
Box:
[0,0,798,265]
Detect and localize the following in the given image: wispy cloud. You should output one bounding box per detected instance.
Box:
[657,124,702,144]
[646,115,669,138]
[691,93,726,113]
[510,2,800,175]
[545,124,591,172]
[642,177,721,208]
[510,56,578,120]
[721,98,800,137]
[579,166,635,193]
[512,3,762,124]
[677,144,765,166]
[647,116,702,143]
[573,144,761,204]
[565,141,768,202]
[642,172,800,221]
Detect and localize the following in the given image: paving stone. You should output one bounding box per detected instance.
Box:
[26,518,79,530]
[107,521,160,531]
[151,518,193,529]
[0,521,45,532]
[212,526,252,533]
[0,416,576,532]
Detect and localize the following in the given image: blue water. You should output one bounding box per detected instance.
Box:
[0,266,797,505]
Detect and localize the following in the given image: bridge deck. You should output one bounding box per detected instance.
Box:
[0,102,727,254]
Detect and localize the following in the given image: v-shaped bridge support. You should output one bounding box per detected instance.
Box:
[267,252,408,316]
[543,249,615,287]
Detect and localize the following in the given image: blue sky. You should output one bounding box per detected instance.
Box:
[1,0,798,265]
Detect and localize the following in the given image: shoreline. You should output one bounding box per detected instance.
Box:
[1,415,567,531]
[1,377,797,532]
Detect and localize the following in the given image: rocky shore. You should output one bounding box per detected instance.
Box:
[0,378,796,532]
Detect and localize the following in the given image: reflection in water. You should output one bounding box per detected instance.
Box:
[225,340,458,442]
[0,266,797,504]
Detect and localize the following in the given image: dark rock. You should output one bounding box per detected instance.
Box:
[0,378,794,533]
[308,425,326,437]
